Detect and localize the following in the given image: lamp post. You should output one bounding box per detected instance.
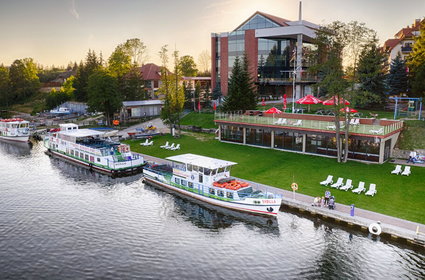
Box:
[292,48,297,113]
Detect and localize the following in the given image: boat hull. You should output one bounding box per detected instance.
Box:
[0,135,29,143]
[143,175,281,217]
[46,149,144,177]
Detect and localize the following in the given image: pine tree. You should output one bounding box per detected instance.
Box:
[74,50,101,101]
[408,21,425,97]
[387,54,409,95]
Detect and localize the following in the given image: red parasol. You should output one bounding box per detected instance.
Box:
[264,107,283,114]
[283,94,287,111]
[296,94,322,105]
[340,107,358,113]
[323,96,350,106]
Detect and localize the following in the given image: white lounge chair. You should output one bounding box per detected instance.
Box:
[353,118,360,126]
[273,118,282,125]
[391,165,402,175]
[352,181,366,194]
[365,183,377,196]
[339,179,353,191]
[369,128,383,134]
[331,177,344,189]
[320,175,333,186]
[160,141,170,149]
[293,120,302,126]
[170,143,180,151]
[327,124,336,130]
[401,166,411,176]
[140,139,153,146]
[166,143,175,150]
[281,118,288,125]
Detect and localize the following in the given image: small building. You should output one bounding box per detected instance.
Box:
[136,63,164,98]
[383,18,424,64]
[121,100,164,119]
[52,101,88,115]
[215,112,404,164]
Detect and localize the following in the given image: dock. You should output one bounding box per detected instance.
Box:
[140,153,425,247]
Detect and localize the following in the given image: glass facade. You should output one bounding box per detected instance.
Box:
[237,14,279,31]
[215,37,221,88]
[258,38,295,81]
[228,31,245,77]
[274,131,303,151]
[220,125,243,143]
[246,128,271,147]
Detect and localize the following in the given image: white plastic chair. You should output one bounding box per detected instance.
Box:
[401,166,411,176]
[353,119,360,126]
[369,128,383,134]
[171,144,180,151]
[331,177,344,189]
[273,118,282,125]
[320,175,333,186]
[281,118,288,125]
[293,120,302,126]
[339,179,353,191]
[365,184,377,196]
[352,181,366,194]
[160,141,170,149]
[140,139,149,146]
[166,143,175,150]
[391,165,402,175]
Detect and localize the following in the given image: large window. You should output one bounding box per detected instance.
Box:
[274,131,303,151]
[221,125,243,143]
[237,14,279,31]
[228,31,245,78]
[258,38,295,81]
[246,128,271,147]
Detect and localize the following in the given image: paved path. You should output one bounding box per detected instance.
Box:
[117,118,169,138]
[140,153,425,243]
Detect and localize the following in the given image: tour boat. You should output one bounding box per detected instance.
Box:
[143,154,282,216]
[44,123,144,176]
[0,118,30,142]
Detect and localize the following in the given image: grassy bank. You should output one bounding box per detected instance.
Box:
[180,112,217,128]
[397,120,425,150]
[125,133,425,224]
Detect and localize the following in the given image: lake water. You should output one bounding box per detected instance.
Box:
[0,141,424,279]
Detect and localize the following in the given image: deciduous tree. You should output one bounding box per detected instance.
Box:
[408,21,425,97]
[122,38,148,66]
[9,58,40,103]
[0,65,11,107]
[179,55,198,77]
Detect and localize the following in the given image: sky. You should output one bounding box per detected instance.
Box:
[0,0,424,68]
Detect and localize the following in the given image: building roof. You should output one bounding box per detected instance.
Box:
[383,38,401,51]
[234,11,290,31]
[166,153,237,169]
[182,76,211,81]
[122,100,164,107]
[137,63,162,81]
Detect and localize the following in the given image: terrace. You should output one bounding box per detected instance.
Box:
[214,111,403,137]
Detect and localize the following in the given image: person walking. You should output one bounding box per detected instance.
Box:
[324,190,331,206]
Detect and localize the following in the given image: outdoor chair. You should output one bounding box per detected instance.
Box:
[140,139,153,146]
[293,120,302,126]
[320,175,333,186]
[339,179,353,191]
[401,166,411,176]
[166,143,175,150]
[327,124,336,130]
[160,141,170,149]
[352,181,366,194]
[369,128,383,134]
[365,183,377,196]
[281,118,288,125]
[171,144,180,151]
[273,118,282,125]
[331,177,344,189]
[353,119,360,125]
[391,165,402,175]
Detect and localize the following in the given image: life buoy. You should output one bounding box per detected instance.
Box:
[291,183,298,191]
[369,222,382,235]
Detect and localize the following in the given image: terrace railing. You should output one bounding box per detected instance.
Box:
[214,112,404,136]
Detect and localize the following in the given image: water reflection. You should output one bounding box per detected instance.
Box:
[0,140,32,157]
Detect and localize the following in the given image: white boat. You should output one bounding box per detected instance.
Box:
[44,123,144,176]
[50,107,71,114]
[0,118,30,142]
[143,154,282,216]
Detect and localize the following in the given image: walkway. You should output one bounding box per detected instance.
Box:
[140,153,425,245]
[117,118,169,138]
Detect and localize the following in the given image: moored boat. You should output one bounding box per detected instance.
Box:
[0,118,30,143]
[44,123,144,176]
[143,153,282,216]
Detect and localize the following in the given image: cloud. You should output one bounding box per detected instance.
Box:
[70,0,79,20]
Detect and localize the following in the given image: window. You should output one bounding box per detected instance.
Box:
[187,164,193,172]
[175,178,180,184]
[85,154,89,161]
[209,188,215,195]
[217,190,224,197]
[188,182,193,188]
[97,158,100,162]
[181,180,187,187]
[226,192,234,199]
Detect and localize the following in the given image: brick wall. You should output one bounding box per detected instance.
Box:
[211,37,217,89]
[220,36,228,95]
[244,29,258,83]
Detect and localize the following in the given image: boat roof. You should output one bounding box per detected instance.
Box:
[166,153,237,169]
[59,128,105,138]
[0,118,29,123]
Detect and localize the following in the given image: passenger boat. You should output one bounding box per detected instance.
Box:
[44,123,144,176]
[0,118,30,142]
[143,154,282,216]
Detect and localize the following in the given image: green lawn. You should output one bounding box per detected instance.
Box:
[125,133,425,224]
[180,112,217,128]
[397,120,425,150]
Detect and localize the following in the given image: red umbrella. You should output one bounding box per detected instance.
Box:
[296,94,322,104]
[261,98,266,106]
[323,96,350,106]
[264,107,282,114]
[340,107,358,113]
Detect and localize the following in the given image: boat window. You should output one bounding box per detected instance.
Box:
[175,178,180,184]
[203,168,211,176]
[187,164,193,172]
[181,180,187,186]
[218,167,225,173]
[209,188,215,195]
[188,182,193,188]
[211,169,217,175]
[12,124,18,128]
[198,167,203,173]
[193,165,199,172]
[226,192,233,199]
[217,190,224,197]
[225,166,231,172]
[173,162,185,171]
[70,150,74,156]
[85,154,89,161]
[97,158,100,162]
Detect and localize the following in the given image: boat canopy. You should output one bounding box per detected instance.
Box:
[166,153,237,169]
[59,128,105,138]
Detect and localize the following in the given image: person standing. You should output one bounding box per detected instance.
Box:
[324,190,331,206]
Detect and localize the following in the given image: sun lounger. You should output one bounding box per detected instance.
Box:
[293,120,302,126]
[401,166,411,176]
[273,118,282,125]
[352,181,366,194]
[160,141,170,149]
[365,183,377,196]
[327,124,336,130]
[330,177,344,189]
[170,143,180,151]
[369,128,383,134]
[339,179,353,191]
[165,143,175,150]
[140,139,153,146]
[391,165,402,175]
[320,175,333,186]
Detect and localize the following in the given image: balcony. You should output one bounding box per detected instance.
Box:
[401,46,412,53]
[214,112,403,137]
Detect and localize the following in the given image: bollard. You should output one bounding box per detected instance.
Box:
[350,204,355,216]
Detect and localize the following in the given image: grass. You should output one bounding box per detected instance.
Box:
[180,112,217,128]
[397,120,425,150]
[11,91,47,115]
[124,133,425,224]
